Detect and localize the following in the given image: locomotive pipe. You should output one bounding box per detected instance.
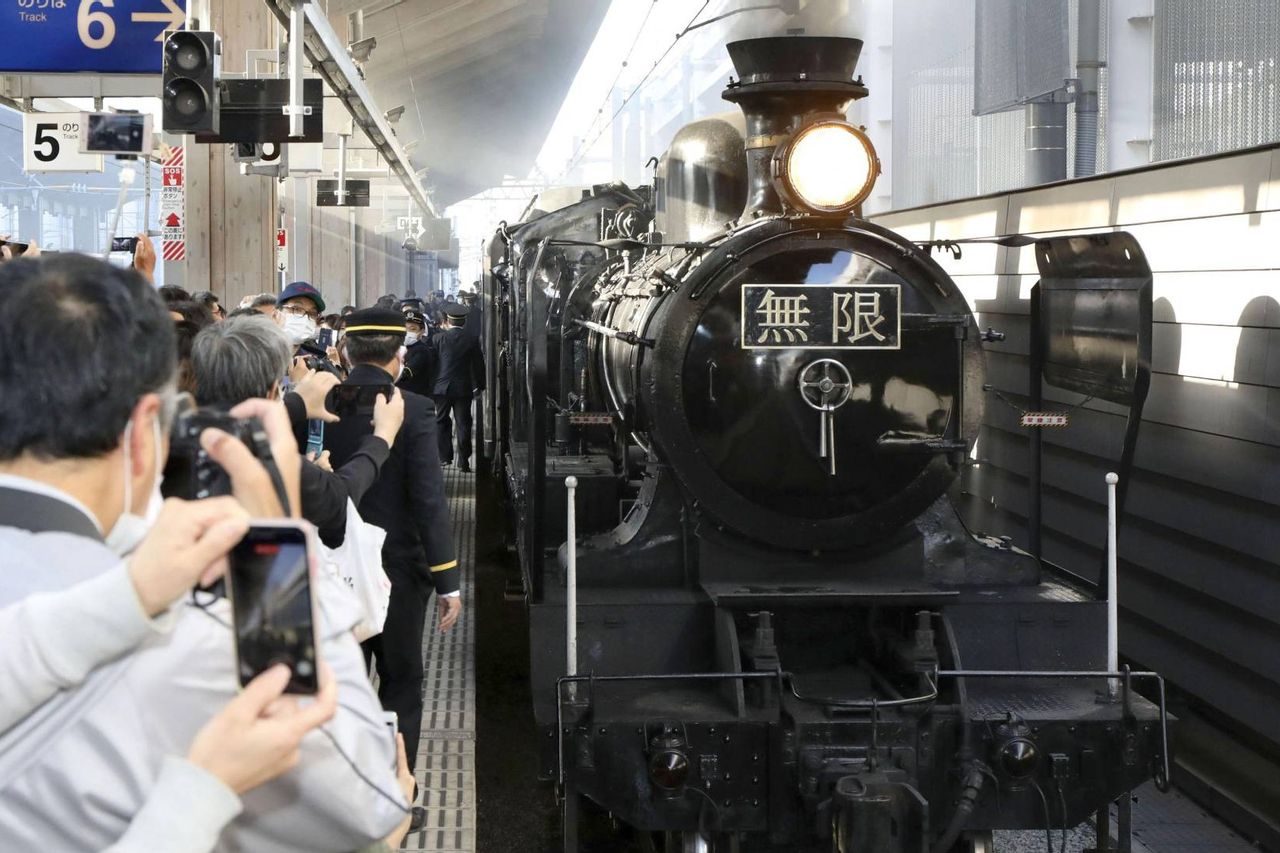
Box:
[566,476,578,701]
[572,318,652,347]
[930,763,986,853]
[1106,472,1119,700]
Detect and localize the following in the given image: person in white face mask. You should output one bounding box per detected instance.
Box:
[0,255,409,851]
[276,280,326,346]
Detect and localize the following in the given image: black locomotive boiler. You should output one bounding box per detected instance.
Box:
[478,35,1170,853]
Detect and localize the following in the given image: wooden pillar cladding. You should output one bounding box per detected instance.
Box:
[182,0,279,306]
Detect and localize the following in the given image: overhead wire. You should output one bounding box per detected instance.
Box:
[559,0,715,180]
[563,0,663,170]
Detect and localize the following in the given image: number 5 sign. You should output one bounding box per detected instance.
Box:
[22,113,104,173]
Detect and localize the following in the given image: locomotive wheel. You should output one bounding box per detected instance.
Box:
[562,788,626,852]
[661,830,739,853]
[948,830,994,853]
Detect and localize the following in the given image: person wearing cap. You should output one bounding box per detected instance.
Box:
[431,302,485,472]
[322,308,458,828]
[397,308,438,399]
[276,281,326,347]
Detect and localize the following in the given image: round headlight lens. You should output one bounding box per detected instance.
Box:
[779,122,878,214]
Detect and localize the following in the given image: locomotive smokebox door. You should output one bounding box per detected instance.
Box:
[653,224,983,551]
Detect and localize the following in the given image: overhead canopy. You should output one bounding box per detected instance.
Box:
[325,0,611,206]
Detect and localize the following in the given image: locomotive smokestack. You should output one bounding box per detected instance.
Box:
[722,36,868,219]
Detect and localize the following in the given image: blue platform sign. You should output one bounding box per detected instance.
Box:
[0,0,187,74]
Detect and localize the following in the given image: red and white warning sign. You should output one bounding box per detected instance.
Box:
[159,147,186,262]
[275,228,287,273]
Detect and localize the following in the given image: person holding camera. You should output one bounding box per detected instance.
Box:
[323,308,458,822]
[190,314,405,546]
[0,254,408,852]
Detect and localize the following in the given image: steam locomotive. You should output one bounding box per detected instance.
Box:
[478,35,1169,853]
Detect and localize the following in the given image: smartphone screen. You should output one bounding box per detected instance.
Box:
[80,112,153,155]
[228,524,319,694]
[107,236,137,269]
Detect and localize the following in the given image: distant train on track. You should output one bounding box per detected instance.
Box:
[477,34,1170,853]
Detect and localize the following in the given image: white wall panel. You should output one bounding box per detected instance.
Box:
[871,142,1280,753]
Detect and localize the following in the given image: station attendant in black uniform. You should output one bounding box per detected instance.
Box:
[432,302,485,472]
[322,308,459,782]
[397,308,438,398]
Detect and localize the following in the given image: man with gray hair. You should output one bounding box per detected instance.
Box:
[191,314,405,544]
[239,291,280,319]
[0,254,409,851]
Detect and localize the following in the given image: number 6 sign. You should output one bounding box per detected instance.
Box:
[22,113,104,174]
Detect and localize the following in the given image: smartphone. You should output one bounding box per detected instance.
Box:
[0,239,29,257]
[108,236,138,269]
[382,711,399,769]
[80,112,154,155]
[227,522,320,695]
[324,383,392,418]
[316,327,335,350]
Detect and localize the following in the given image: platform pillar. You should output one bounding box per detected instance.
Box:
[179,0,279,306]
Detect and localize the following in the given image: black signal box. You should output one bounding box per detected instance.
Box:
[162,31,221,134]
[317,180,371,207]
[194,79,324,145]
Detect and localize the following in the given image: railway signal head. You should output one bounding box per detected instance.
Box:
[163,31,221,134]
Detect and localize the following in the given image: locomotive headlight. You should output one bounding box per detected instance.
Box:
[774,121,879,215]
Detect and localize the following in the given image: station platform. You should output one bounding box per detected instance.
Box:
[403,464,477,853]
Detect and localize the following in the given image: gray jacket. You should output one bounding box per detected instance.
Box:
[0,480,407,852]
[0,559,242,851]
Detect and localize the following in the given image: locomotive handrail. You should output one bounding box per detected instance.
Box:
[936,666,1171,793]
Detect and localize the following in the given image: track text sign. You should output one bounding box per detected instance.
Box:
[21,112,103,173]
[0,0,187,74]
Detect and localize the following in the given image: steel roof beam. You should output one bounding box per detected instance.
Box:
[264,0,436,217]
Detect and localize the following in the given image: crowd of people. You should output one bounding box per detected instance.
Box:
[0,234,485,851]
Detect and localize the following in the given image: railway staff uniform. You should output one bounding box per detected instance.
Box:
[432,302,485,472]
[322,308,459,786]
[397,308,438,399]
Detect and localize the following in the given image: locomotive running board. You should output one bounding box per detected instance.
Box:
[701,580,959,608]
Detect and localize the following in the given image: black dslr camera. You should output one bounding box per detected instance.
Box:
[162,405,289,510]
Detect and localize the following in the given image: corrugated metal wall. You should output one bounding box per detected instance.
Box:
[1154,0,1280,162]
[873,145,1280,751]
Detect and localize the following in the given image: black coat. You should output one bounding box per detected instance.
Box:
[322,363,458,594]
[431,327,485,398]
[397,334,438,398]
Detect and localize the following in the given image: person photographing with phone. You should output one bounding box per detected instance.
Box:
[323,307,459,830]
[0,254,410,851]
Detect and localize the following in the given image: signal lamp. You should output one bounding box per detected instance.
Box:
[998,737,1040,779]
[773,120,879,216]
[163,31,221,134]
[648,747,691,793]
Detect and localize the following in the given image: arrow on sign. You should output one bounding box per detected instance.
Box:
[132,0,186,42]
[165,212,181,228]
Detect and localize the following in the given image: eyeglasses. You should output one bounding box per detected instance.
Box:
[280,303,319,320]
